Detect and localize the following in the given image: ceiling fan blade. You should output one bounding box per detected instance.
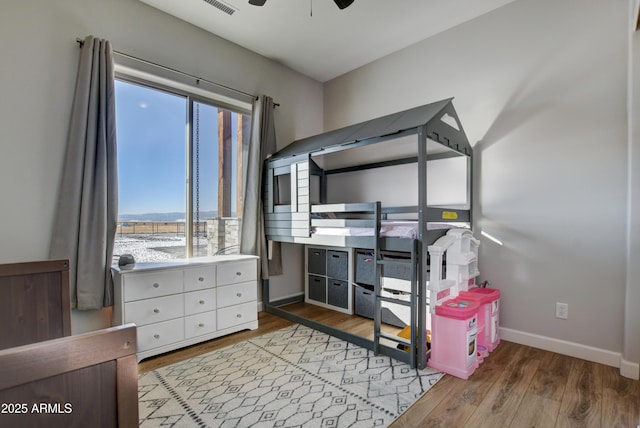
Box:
[333,0,354,9]
[248,0,267,5]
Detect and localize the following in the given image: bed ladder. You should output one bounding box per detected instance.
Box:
[372,203,418,368]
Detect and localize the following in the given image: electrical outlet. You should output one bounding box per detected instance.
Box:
[556,302,569,320]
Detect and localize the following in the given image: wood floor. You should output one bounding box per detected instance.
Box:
[138,307,640,428]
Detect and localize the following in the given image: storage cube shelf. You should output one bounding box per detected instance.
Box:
[305,246,352,314]
[305,245,413,327]
[112,255,259,361]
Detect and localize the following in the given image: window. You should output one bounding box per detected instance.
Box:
[113,78,251,263]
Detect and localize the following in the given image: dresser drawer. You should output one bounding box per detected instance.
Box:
[137,318,184,352]
[217,260,257,286]
[185,311,217,339]
[184,289,216,316]
[184,265,216,292]
[124,294,184,326]
[216,281,257,308]
[123,270,183,302]
[217,301,257,330]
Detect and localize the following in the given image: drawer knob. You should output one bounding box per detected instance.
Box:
[198,323,205,328]
[198,277,205,282]
[153,283,160,288]
[236,293,242,297]
[236,272,242,276]
[153,308,160,314]
[236,314,242,318]
[199,300,205,305]
[154,334,160,339]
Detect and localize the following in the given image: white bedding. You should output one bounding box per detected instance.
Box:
[311,221,468,239]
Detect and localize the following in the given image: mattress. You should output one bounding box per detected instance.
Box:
[311,220,468,239]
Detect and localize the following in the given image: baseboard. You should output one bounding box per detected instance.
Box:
[267,292,305,307]
[258,292,305,312]
[499,327,625,372]
[620,358,640,380]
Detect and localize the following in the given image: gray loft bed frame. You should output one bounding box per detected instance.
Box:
[262,98,472,369]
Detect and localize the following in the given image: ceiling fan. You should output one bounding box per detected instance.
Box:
[248,0,355,9]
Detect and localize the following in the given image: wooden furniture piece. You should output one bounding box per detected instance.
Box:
[0,259,71,350]
[112,255,259,361]
[0,323,138,428]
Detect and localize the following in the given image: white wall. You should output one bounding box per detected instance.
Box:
[0,0,321,332]
[324,0,633,371]
[625,0,640,378]
[326,157,468,207]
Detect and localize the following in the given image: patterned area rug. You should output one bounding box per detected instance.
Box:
[139,324,443,427]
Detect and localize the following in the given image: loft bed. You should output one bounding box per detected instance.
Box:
[262,98,472,369]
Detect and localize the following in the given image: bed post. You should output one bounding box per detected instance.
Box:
[417,124,429,369]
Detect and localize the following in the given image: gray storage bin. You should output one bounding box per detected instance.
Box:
[327,279,348,309]
[382,252,412,281]
[355,250,375,285]
[327,250,348,280]
[381,289,410,328]
[307,248,326,275]
[354,284,374,318]
[308,274,326,303]
[353,284,409,328]
[355,249,412,286]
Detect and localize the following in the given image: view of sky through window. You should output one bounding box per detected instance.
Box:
[115,80,187,217]
[113,79,246,262]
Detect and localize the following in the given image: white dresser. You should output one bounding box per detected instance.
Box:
[111,255,259,361]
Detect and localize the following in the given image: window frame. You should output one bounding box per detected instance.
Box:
[114,65,252,259]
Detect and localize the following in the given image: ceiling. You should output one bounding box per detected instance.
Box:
[140,0,517,82]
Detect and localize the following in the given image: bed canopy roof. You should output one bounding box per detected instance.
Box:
[269,98,472,163]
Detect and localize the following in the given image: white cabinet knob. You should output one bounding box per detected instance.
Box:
[153,308,160,314]
[154,334,160,339]
[198,323,205,328]
[199,300,205,305]
[198,277,205,282]
[236,293,242,298]
[236,272,242,276]
[153,283,160,288]
[236,314,242,318]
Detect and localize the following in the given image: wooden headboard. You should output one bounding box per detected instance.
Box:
[0,324,138,427]
[0,259,72,350]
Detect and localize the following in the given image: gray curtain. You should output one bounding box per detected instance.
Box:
[50,36,118,310]
[240,95,282,279]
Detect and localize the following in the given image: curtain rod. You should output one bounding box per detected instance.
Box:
[75,38,279,106]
